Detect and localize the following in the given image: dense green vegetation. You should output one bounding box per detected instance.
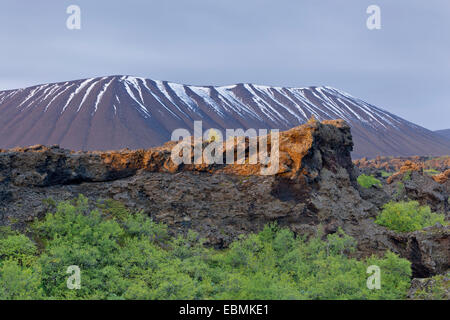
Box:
[0,196,412,300]
[357,174,382,189]
[375,201,447,233]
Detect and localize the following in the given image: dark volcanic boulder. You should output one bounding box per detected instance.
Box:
[386,170,449,216]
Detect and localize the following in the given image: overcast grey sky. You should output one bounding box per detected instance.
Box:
[0,0,449,130]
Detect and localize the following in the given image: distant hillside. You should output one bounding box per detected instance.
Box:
[1,75,450,158]
[435,129,450,140]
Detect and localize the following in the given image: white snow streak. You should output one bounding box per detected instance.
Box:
[45,83,74,112]
[122,77,151,118]
[61,78,96,113]
[17,86,43,109]
[77,81,99,113]
[140,79,180,119]
[93,78,114,114]
[189,86,226,117]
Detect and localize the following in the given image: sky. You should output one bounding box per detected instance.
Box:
[0,0,449,130]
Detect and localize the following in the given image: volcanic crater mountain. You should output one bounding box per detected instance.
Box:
[0,75,449,158]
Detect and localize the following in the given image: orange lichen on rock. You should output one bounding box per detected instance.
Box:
[387,160,424,184]
[400,160,424,173]
[432,169,450,184]
[354,155,449,174]
[93,119,351,179]
[0,119,354,188]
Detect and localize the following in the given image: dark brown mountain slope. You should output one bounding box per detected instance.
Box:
[0,75,449,158]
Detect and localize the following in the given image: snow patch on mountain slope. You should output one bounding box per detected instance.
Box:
[93,78,114,114]
[62,78,96,114]
[0,75,410,134]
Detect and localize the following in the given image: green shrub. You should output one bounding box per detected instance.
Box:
[0,230,37,267]
[375,201,447,233]
[0,261,43,300]
[96,199,130,221]
[402,171,412,181]
[381,171,393,178]
[395,182,406,199]
[0,196,413,300]
[357,174,382,188]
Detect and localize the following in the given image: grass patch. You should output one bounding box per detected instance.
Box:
[375,201,447,233]
[357,174,382,189]
[381,171,393,178]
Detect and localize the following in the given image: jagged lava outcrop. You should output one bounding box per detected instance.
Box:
[0,120,448,277]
